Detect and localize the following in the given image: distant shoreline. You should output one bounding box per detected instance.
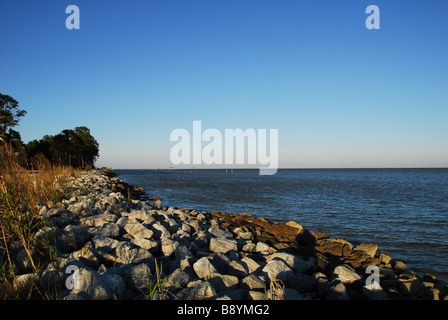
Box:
[111,167,448,171]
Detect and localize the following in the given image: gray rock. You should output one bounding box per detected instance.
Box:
[174,288,194,300]
[379,252,392,264]
[209,253,231,274]
[39,265,62,291]
[241,274,266,291]
[151,222,171,239]
[131,237,159,254]
[209,238,238,254]
[128,210,155,225]
[92,236,119,252]
[71,242,100,269]
[362,282,390,300]
[15,248,34,274]
[208,273,239,292]
[332,265,361,284]
[90,223,120,239]
[241,257,262,274]
[150,199,162,209]
[38,204,50,217]
[67,202,85,215]
[161,239,179,257]
[314,272,329,297]
[237,232,253,240]
[166,218,180,233]
[228,260,248,279]
[13,273,37,291]
[242,242,257,252]
[208,226,233,239]
[65,224,94,247]
[75,267,101,291]
[81,213,118,227]
[233,227,253,240]
[255,242,271,253]
[87,282,112,300]
[265,252,314,274]
[179,257,197,277]
[193,257,217,280]
[354,243,378,258]
[43,208,64,219]
[262,259,293,281]
[63,293,86,300]
[247,291,266,300]
[55,227,79,253]
[164,268,192,292]
[326,282,349,300]
[101,273,126,299]
[174,229,191,242]
[285,220,303,233]
[115,241,153,265]
[191,281,217,300]
[192,231,208,248]
[116,216,129,229]
[186,220,201,233]
[393,260,415,277]
[126,263,153,293]
[124,220,154,239]
[175,245,193,260]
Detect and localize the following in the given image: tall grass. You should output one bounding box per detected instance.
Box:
[0,141,81,299]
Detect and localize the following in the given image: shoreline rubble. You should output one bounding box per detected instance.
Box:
[10,169,447,300]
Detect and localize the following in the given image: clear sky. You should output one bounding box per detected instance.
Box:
[1,0,447,168]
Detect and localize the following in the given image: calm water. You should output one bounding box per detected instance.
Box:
[116,169,448,282]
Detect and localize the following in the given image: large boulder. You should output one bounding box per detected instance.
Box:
[115,242,153,265]
[124,220,154,239]
[332,265,361,284]
[354,243,378,258]
[90,223,120,239]
[262,259,293,281]
[193,257,217,280]
[209,238,238,254]
[125,263,153,293]
[265,252,314,274]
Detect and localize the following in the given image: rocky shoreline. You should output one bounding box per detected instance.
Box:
[9,169,447,300]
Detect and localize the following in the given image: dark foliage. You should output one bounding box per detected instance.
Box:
[1,92,99,169]
[26,126,99,168]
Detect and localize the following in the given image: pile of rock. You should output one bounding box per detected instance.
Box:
[207,210,446,300]
[9,169,447,300]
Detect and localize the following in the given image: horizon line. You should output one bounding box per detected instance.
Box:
[108,167,448,171]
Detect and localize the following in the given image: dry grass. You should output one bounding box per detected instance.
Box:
[0,142,81,299]
[266,278,285,300]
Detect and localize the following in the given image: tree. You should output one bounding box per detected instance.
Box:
[0,93,27,135]
[74,126,99,168]
[0,93,100,169]
[26,127,99,168]
[5,128,26,159]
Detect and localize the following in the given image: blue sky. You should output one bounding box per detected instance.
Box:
[1,0,447,168]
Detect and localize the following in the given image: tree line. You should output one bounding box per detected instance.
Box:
[1,92,99,169]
